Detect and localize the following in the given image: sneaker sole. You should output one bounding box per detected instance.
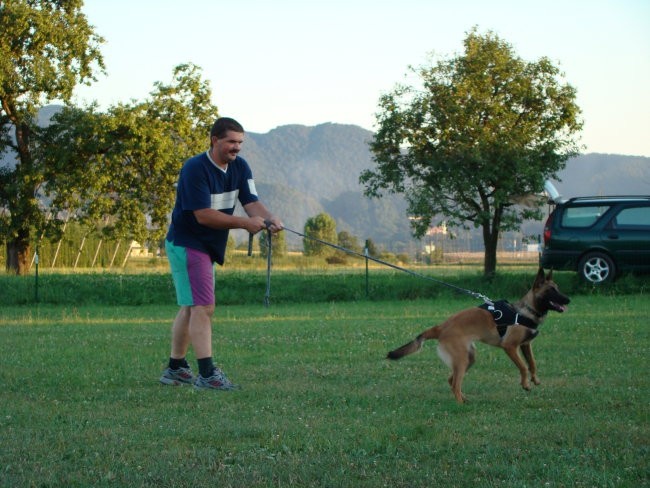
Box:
[160,377,193,386]
[193,383,239,391]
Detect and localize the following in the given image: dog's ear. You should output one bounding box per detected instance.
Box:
[546,268,554,281]
[534,267,546,288]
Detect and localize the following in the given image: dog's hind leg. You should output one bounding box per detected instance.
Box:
[439,342,473,403]
[519,343,540,385]
[467,342,476,370]
[450,363,469,403]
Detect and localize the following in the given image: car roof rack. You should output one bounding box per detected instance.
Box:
[564,195,650,204]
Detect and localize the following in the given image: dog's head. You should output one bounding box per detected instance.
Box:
[532,267,571,315]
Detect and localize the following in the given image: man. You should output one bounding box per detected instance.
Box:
[160,117,283,390]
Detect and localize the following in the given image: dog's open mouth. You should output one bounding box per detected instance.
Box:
[549,301,568,313]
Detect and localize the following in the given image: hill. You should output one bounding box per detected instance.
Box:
[549,153,650,197]
[3,107,648,252]
[240,123,412,248]
[242,124,649,251]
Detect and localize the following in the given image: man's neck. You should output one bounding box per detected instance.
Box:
[206,148,229,170]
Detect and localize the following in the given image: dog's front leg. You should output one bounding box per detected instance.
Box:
[520,343,540,385]
[501,343,531,391]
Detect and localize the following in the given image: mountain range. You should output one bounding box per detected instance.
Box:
[241,124,650,250]
[240,123,412,248]
[2,107,648,252]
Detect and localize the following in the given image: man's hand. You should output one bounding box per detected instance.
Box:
[241,201,283,234]
[245,216,268,234]
[265,217,284,234]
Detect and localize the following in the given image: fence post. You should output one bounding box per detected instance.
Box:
[34,245,39,303]
[50,215,69,268]
[121,241,135,267]
[73,235,86,269]
[109,241,121,268]
[365,239,369,299]
[91,239,103,268]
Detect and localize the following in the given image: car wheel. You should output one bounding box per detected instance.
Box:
[578,252,616,284]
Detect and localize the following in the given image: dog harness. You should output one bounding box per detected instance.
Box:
[478,300,539,337]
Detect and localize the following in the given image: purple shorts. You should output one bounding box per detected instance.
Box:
[165,240,215,306]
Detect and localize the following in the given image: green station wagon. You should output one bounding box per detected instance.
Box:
[540,195,650,283]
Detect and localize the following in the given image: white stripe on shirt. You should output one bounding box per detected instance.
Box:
[211,190,239,210]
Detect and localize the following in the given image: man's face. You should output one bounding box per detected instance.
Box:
[211,130,244,165]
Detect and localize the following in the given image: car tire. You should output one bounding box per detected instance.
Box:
[578,252,616,284]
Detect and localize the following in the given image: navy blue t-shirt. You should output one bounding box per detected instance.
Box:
[166,151,259,264]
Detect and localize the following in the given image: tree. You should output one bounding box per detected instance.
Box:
[259,229,287,259]
[0,0,104,274]
[303,213,337,256]
[89,64,215,245]
[330,230,362,263]
[337,230,362,254]
[10,63,217,271]
[360,28,582,277]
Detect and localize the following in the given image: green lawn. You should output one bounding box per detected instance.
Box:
[1,295,648,487]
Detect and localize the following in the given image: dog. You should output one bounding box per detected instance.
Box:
[387,268,570,403]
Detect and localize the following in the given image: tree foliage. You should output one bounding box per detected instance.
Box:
[303,213,337,256]
[36,64,217,246]
[360,28,582,276]
[0,1,218,275]
[337,231,362,254]
[0,0,104,274]
[259,229,287,259]
[1,27,217,274]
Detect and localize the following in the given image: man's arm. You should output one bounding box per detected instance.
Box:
[193,208,267,234]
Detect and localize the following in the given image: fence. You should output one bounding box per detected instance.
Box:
[0,228,154,271]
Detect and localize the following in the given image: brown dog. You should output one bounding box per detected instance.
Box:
[387,268,570,403]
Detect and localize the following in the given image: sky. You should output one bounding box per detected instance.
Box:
[72,0,650,157]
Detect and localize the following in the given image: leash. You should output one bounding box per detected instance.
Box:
[271,225,494,304]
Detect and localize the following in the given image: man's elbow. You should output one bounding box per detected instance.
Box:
[193,209,212,226]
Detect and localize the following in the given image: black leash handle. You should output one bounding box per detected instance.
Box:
[248,219,273,257]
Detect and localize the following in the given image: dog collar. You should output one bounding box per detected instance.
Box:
[522,303,545,318]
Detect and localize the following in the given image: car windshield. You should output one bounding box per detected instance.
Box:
[561,205,611,228]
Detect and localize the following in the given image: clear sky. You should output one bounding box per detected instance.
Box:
[73,0,650,157]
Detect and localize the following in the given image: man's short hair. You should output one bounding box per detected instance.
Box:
[210,117,244,139]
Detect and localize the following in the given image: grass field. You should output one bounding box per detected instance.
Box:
[1,293,648,487]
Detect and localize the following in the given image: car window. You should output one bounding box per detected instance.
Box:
[612,206,650,228]
[561,205,611,228]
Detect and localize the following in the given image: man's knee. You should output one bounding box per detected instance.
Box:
[178,305,192,320]
[191,304,215,317]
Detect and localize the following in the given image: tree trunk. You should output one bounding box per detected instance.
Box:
[6,233,31,276]
[482,224,499,279]
[5,120,34,275]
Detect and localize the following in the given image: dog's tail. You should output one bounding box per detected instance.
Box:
[387,326,441,360]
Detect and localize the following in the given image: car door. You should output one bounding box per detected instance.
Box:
[601,204,650,271]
